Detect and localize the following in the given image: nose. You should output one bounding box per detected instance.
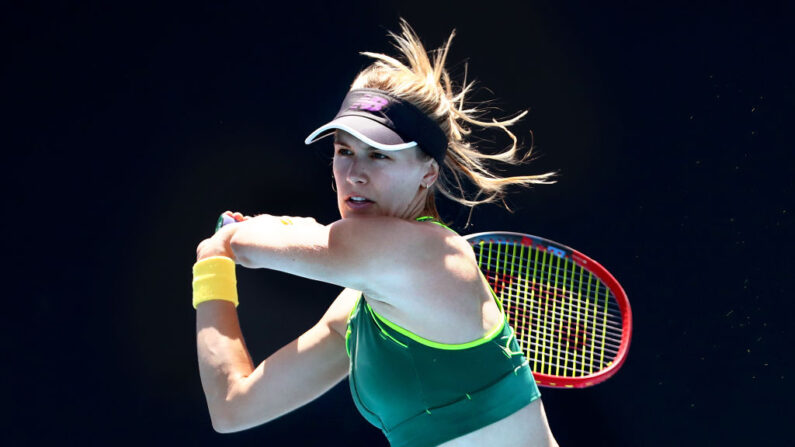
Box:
[346,158,368,185]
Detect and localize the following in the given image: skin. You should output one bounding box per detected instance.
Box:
[194,130,558,446]
[331,129,436,220]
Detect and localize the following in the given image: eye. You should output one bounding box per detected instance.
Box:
[335,147,353,156]
[371,152,390,160]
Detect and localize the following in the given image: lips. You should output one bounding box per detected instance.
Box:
[345,194,374,209]
[346,194,373,202]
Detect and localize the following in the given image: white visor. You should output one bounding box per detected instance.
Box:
[304,115,418,151]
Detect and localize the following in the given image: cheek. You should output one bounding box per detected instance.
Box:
[332,159,345,180]
[383,169,421,196]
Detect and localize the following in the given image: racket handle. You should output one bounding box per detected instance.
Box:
[215,213,241,233]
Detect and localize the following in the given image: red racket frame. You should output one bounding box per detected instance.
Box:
[465,232,632,388]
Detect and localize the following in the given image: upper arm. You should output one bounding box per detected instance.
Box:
[230,216,467,304]
[212,289,357,433]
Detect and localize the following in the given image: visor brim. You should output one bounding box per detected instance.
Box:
[304,115,418,151]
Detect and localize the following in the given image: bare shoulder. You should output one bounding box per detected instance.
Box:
[328,216,457,251]
[324,220,497,344]
[328,217,477,298]
[319,288,362,338]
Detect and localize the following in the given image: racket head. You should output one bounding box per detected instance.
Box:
[465,232,632,388]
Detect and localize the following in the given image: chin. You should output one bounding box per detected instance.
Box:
[343,209,375,218]
[341,207,386,220]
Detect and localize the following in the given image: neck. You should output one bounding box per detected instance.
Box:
[399,189,431,220]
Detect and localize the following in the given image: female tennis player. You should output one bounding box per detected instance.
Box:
[193,21,558,447]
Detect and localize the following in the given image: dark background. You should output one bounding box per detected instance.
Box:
[3,0,793,445]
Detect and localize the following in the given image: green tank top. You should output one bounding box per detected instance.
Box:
[344,219,541,447]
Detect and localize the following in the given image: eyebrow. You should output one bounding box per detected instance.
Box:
[333,140,379,151]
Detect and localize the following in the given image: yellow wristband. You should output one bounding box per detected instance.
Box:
[192,256,239,309]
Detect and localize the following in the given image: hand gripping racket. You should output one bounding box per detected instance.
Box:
[215,213,243,232]
[465,232,632,388]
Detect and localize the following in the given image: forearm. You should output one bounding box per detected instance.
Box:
[196,300,254,418]
[228,216,328,271]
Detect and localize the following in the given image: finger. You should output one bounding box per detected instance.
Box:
[215,213,238,233]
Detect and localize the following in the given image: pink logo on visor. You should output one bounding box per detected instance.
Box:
[349,95,389,112]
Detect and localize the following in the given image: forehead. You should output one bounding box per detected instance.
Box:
[332,129,424,161]
[333,130,372,148]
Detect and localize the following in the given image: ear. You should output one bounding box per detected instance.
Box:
[420,159,439,188]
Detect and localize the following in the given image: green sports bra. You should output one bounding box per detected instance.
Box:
[344,218,541,447]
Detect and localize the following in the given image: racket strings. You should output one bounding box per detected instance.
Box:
[486,276,623,325]
[474,240,625,377]
[492,287,623,342]
[504,312,623,349]
[508,310,621,375]
[502,312,622,354]
[479,257,616,300]
[496,286,624,339]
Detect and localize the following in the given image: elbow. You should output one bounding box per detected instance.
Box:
[205,383,254,434]
[211,418,235,434]
[208,404,246,434]
[211,419,242,434]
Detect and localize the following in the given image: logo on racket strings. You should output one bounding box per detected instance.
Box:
[556,321,589,352]
[486,271,516,296]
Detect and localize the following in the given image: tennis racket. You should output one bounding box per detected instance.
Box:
[465,232,632,388]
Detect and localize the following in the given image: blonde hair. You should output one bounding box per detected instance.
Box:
[350,19,556,222]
